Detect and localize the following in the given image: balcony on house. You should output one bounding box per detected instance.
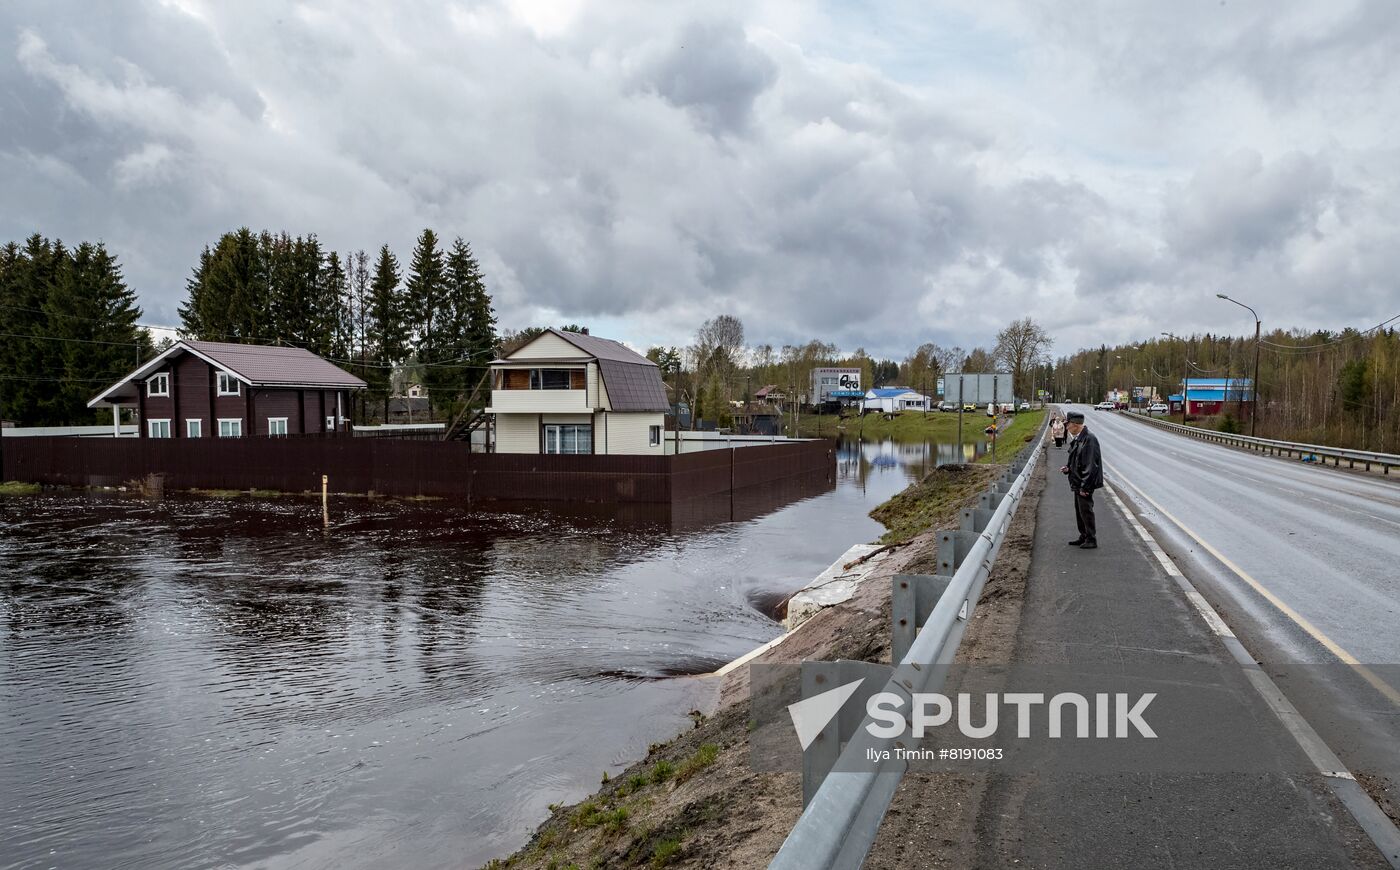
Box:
[487,366,592,413]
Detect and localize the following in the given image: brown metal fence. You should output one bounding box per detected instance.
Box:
[1,436,835,504]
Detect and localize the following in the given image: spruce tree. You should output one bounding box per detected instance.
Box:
[321,250,352,362]
[368,244,406,420]
[45,242,150,423]
[0,236,148,425]
[439,237,497,406]
[404,229,446,411]
[8,236,64,423]
[347,250,372,421]
[180,227,265,341]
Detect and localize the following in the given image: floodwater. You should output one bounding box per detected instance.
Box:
[0,436,987,869]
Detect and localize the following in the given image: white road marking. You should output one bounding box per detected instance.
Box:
[1102,482,1400,866]
[1106,460,1400,707]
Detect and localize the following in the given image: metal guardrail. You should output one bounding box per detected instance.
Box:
[1118,411,1398,475]
[770,423,1046,870]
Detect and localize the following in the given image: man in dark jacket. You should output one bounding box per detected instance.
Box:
[1060,411,1103,549]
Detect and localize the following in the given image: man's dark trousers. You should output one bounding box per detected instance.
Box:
[1074,489,1096,543]
[1066,424,1103,545]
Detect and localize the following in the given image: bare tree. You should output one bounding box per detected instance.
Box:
[902,342,940,390]
[691,314,746,423]
[962,347,997,373]
[994,317,1053,398]
[936,345,966,376]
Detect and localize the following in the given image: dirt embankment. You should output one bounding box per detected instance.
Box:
[483,457,1043,870]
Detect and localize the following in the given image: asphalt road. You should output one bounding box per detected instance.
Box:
[1067,405,1400,785]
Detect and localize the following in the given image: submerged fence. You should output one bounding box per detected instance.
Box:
[0,435,835,504]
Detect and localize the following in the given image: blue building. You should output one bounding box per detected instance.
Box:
[862,387,932,414]
[1182,378,1254,417]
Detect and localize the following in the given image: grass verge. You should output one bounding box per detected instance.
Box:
[867,463,999,545]
[975,409,1045,463]
[0,481,42,496]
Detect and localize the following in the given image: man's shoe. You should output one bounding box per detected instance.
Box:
[1079,541,1098,549]
[1067,539,1085,546]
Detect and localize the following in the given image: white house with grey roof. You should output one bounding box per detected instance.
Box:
[486,328,670,454]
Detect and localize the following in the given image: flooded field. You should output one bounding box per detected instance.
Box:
[0,437,986,869]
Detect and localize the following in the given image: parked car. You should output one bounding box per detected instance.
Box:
[1095,401,1115,411]
[1148,402,1169,414]
[962,403,977,412]
[938,401,957,412]
[1019,401,1031,411]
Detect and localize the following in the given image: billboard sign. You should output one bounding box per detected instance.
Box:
[810,368,862,405]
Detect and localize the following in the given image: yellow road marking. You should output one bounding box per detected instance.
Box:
[1107,460,1400,707]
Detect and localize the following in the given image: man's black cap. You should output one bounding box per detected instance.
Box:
[1065,411,1085,423]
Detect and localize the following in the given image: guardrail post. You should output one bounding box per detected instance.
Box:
[891,573,951,664]
[801,660,893,806]
[961,507,993,532]
[936,529,977,576]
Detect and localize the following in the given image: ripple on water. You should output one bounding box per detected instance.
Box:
[0,448,917,868]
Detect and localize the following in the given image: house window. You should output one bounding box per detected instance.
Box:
[147,373,169,397]
[649,425,662,446]
[186,419,202,438]
[543,423,592,454]
[217,372,241,396]
[529,368,574,390]
[147,419,171,438]
[218,418,243,438]
[267,417,288,436]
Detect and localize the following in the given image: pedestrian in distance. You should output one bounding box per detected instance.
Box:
[1050,416,1066,448]
[1060,411,1103,549]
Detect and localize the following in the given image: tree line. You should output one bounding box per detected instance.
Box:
[180,227,497,422]
[1051,325,1400,451]
[0,235,151,426]
[0,228,497,427]
[643,315,1053,429]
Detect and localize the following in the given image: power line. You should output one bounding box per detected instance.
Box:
[0,372,136,384]
[0,330,143,347]
[1257,312,1400,352]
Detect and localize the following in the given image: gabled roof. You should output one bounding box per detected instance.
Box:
[88,339,367,407]
[496,328,669,412]
[545,328,656,366]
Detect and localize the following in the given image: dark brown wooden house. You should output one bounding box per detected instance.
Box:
[88,340,367,438]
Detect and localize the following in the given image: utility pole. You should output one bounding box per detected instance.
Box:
[957,375,964,447]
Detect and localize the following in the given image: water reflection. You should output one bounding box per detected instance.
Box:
[0,438,972,869]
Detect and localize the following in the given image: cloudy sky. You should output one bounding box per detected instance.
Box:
[3,0,1398,360]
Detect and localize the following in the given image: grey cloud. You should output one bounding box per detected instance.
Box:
[2,0,1398,359]
[1166,149,1335,262]
[630,19,777,136]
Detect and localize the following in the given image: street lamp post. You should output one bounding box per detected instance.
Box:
[1115,354,1130,412]
[1216,293,1261,436]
